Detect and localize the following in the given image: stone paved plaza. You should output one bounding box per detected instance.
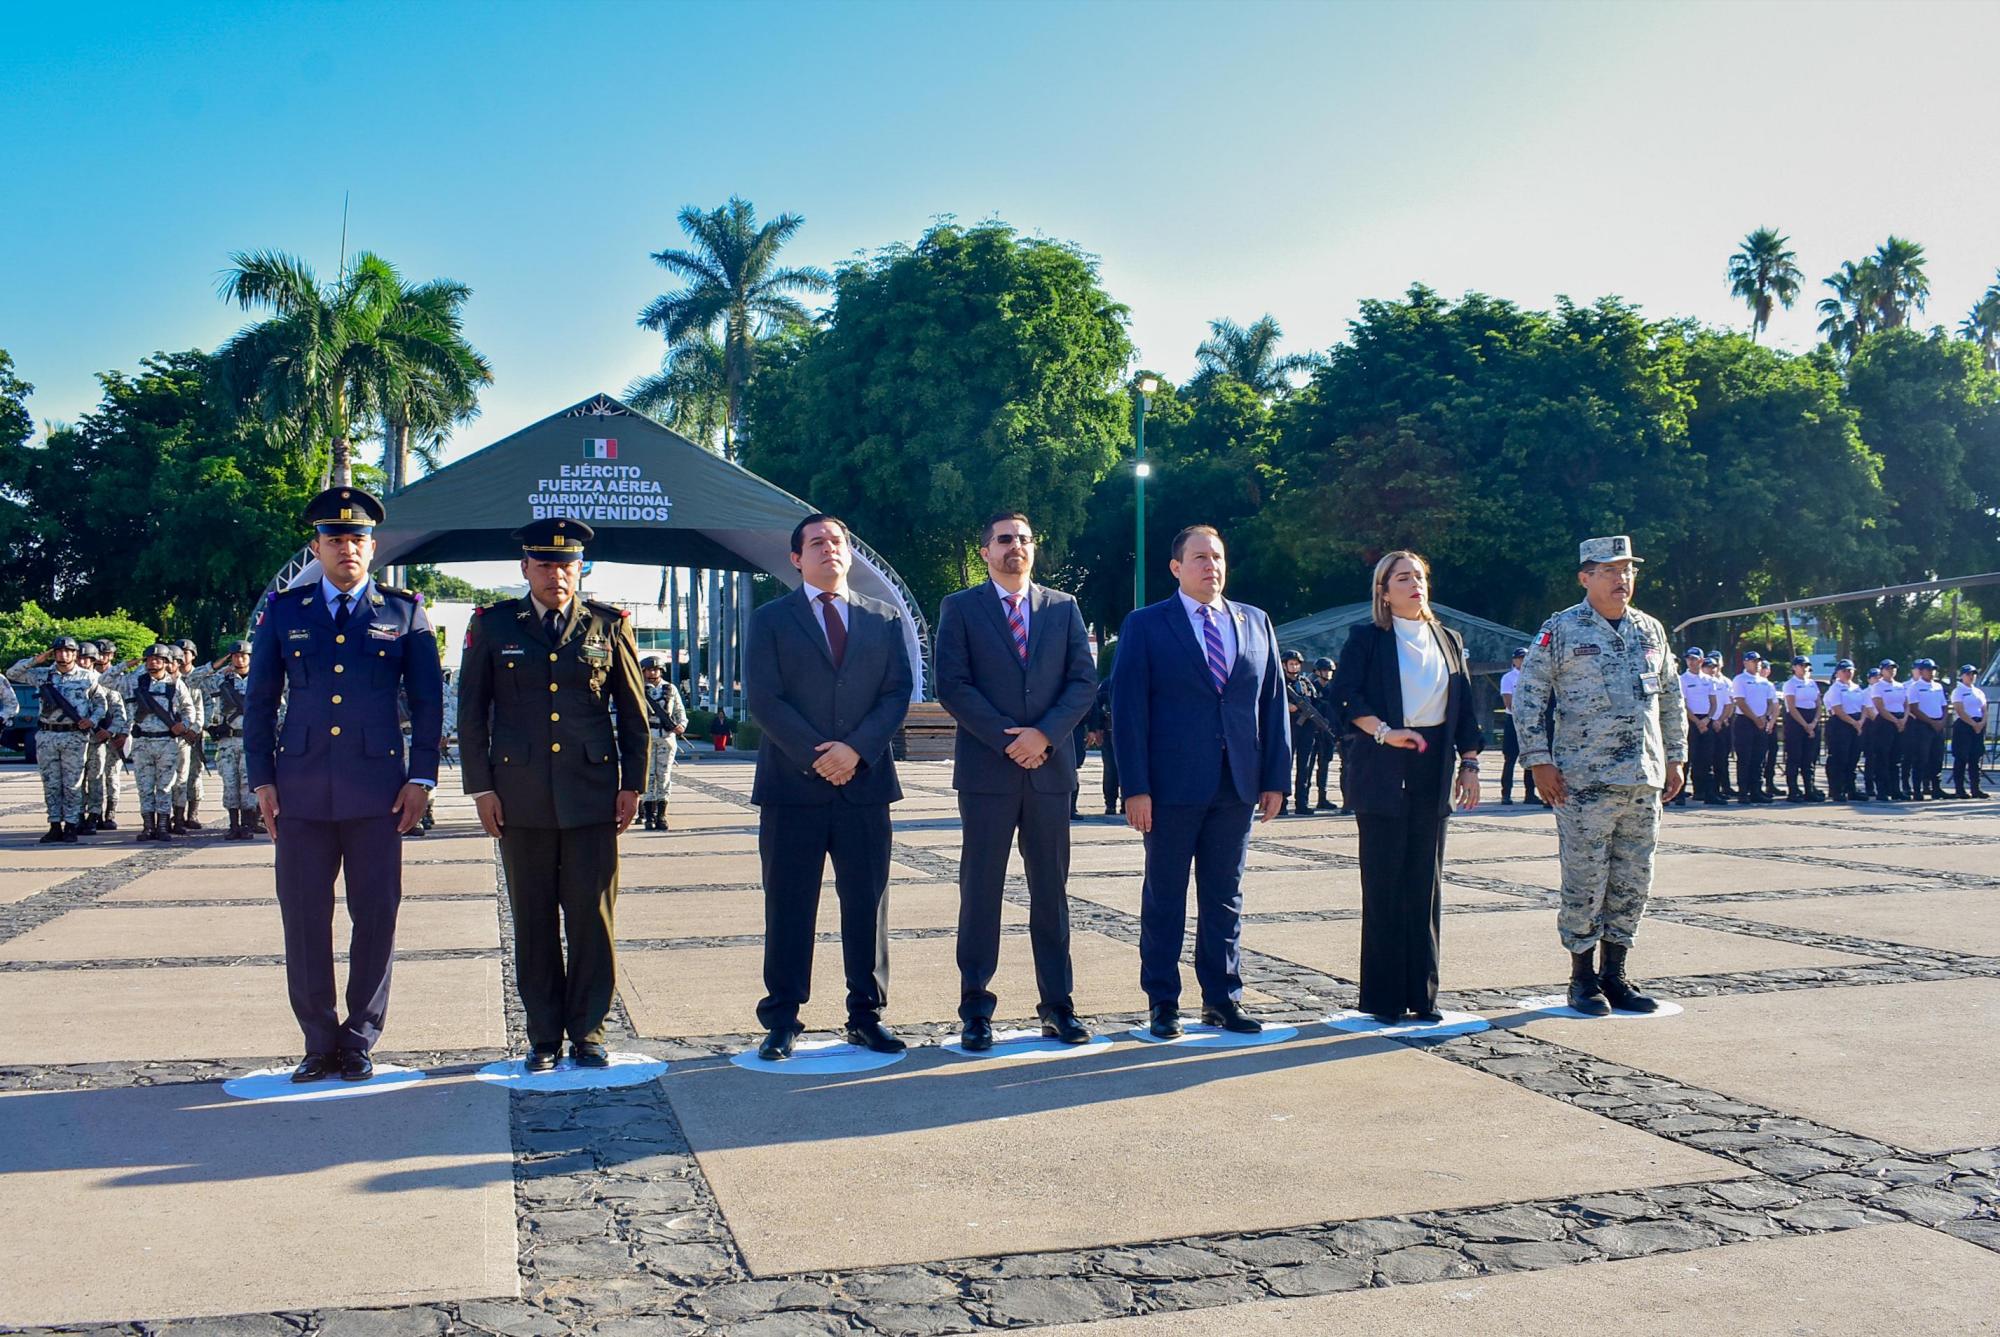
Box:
[1,758,1997,1335]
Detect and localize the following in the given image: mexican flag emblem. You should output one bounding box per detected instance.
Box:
[583,438,618,459]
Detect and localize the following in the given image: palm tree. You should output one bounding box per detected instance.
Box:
[625,332,728,450]
[636,197,828,460]
[1816,258,1886,358]
[214,250,485,488]
[1726,227,1803,342]
[1961,274,2000,372]
[375,278,493,491]
[1192,315,1321,397]
[1870,235,1929,328]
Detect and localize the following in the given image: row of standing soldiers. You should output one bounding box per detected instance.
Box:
[5,635,263,842]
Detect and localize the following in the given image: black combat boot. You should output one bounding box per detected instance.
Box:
[1567,949,1610,1017]
[77,815,98,835]
[1599,942,1660,1013]
[168,806,186,834]
[224,808,242,840]
[184,798,203,830]
[99,810,118,831]
[159,809,178,839]
[39,821,63,844]
[59,821,79,843]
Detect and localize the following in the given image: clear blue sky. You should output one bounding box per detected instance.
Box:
[6,0,1997,471]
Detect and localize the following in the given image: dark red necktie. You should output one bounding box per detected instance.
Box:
[819,592,846,669]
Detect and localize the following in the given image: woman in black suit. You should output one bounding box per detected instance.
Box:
[1327,550,1483,1023]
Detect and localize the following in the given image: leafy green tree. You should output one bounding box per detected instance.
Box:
[213,250,483,487]
[637,197,830,460]
[744,219,1133,619]
[1960,273,2000,372]
[1727,227,1802,342]
[1192,316,1320,398]
[375,277,493,491]
[403,565,512,605]
[1870,235,1930,329]
[1817,258,1884,358]
[0,351,319,653]
[625,331,729,449]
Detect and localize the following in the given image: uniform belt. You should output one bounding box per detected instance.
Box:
[38,721,83,732]
[134,728,176,737]
[213,727,238,738]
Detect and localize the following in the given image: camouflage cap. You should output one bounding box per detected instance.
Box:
[1578,534,1643,565]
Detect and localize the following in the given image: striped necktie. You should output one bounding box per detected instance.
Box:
[1201,605,1229,693]
[1005,594,1028,664]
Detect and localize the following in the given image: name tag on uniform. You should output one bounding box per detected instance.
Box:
[581,638,610,665]
[500,646,525,657]
[287,628,312,642]
[367,624,400,640]
[1639,672,1661,694]
[1572,645,1601,658]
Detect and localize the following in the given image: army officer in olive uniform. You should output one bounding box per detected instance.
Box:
[458,518,650,1071]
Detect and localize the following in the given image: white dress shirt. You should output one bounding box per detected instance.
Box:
[322,575,373,621]
[992,579,1030,637]
[1680,670,1713,715]
[1732,671,1776,715]
[811,585,851,656]
[1782,676,1822,711]
[1908,679,1947,719]
[1952,684,1987,720]
[1178,590,1238,669]
[1872,679,1909,714]
[1392,616,1449,728]
[1499,667,1521,702]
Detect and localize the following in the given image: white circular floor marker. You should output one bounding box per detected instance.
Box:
[222,1063,427,1103]
[474,1052,669,1091]
[1512,994,1684,1020]
[1323,1009,1490,1038]
[1125,1023,1300,1048]
[729,1038,907,1074]
[939,1028,1115,1059]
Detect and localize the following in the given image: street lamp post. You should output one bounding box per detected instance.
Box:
[1133,376,1157,614]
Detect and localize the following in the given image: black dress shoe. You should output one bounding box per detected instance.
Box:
[1412,1010,1445,1024]
[1148,1004,1183,1039]
[337,1049,374,1081]
[1042,1011,1091,1045]
[845,1019,907,1053]
[959,1017,994,1051]
[1201,999,1265,1034]
[1369,1011,1403,1025]
[524,1046,561,1073]
[290,1052,336,1083]
[571,1041,610,1068]
[756,1027,797,1061]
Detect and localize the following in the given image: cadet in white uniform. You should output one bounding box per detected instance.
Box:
[1951,665,1988,799]
[1730,652,1777,803]
[1906,659,1949,800]
[1678,647,1716,805]
[1868,660,1910,800]
[1499,647,1526,804]
[1823,660,1869,801]
[1780,656,1825,802]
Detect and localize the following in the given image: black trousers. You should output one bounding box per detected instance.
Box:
[1953,719,1986,793]
[1682,724,1709,799]
[956,788,1074,1022]
[1101,737,1121,811]
[1500,718,1521,800]
[1897,720,1931,795]
[274,813,402,1054]
[757,801,891,1031]
[500,821,620,1049]
[1784,710,1820,793]
[1354,724,1448,1017]
[1707,719,1733,795]
[1314,728,1334,801]
[1291,732,1318,810]
[1732,717,1768,798]
[1863,717,1896,796]
[1826,719,1861,797]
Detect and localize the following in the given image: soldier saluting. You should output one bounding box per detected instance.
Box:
[8,635,117,843]
[1514,536,1687,1016]
[245,486,444,1083]
[458,517,649,1072]
[205,640,257,839]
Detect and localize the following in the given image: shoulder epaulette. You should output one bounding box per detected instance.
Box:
[585,599,629,620]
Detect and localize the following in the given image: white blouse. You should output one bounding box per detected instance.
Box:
[1393,616,1449,728]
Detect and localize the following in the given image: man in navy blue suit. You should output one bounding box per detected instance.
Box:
[1111,525,1289,1037]
[246,486,444,1082]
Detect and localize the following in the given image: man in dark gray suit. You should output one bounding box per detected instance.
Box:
[935,512,1099,1050]
[745,513,915,1060]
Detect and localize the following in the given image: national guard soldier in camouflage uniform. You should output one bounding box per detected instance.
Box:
[8,636,111,842]
[204,639,256,839]
[126,643,200,840]
[174,638,211,831]
[86,640,129,831]
[1514,535,1687,1016]
[639,655,688,830]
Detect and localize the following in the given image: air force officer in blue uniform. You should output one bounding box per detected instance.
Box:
[246,487,444,1082]
[1111,524,1289,1038]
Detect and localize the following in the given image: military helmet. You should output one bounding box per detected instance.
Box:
[144,643,174,660]
[226,639,252,655]
[50,635,79,652]
[640,655,663,670]
[1314,657,1334,671]
[1281,648,1303,664]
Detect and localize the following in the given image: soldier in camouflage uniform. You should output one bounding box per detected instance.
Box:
[204,639,256,839]
[1514,535,1688,1017]
[639,656,688,830]
[8,636,116,841]
[126,644,199,841]
[174,639,210,831]
[87,641,129,830]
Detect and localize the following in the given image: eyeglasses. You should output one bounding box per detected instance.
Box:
[990,534,1035,546]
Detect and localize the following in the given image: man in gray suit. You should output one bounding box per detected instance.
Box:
[935,512,1099,1050]
[745,513,915,1060]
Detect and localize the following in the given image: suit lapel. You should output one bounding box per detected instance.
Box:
[513,598,543,647]
[295,584,335,632]
[1024,584,1050,668]
[1222,599,1252,689]
[973,583,1019,666]
[1163,596,1213,686]
[790,587,835,668]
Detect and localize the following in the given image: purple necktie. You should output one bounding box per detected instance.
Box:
[1201,606,1229,693]
[1005,594,1028,664]
[819,592,847,669]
